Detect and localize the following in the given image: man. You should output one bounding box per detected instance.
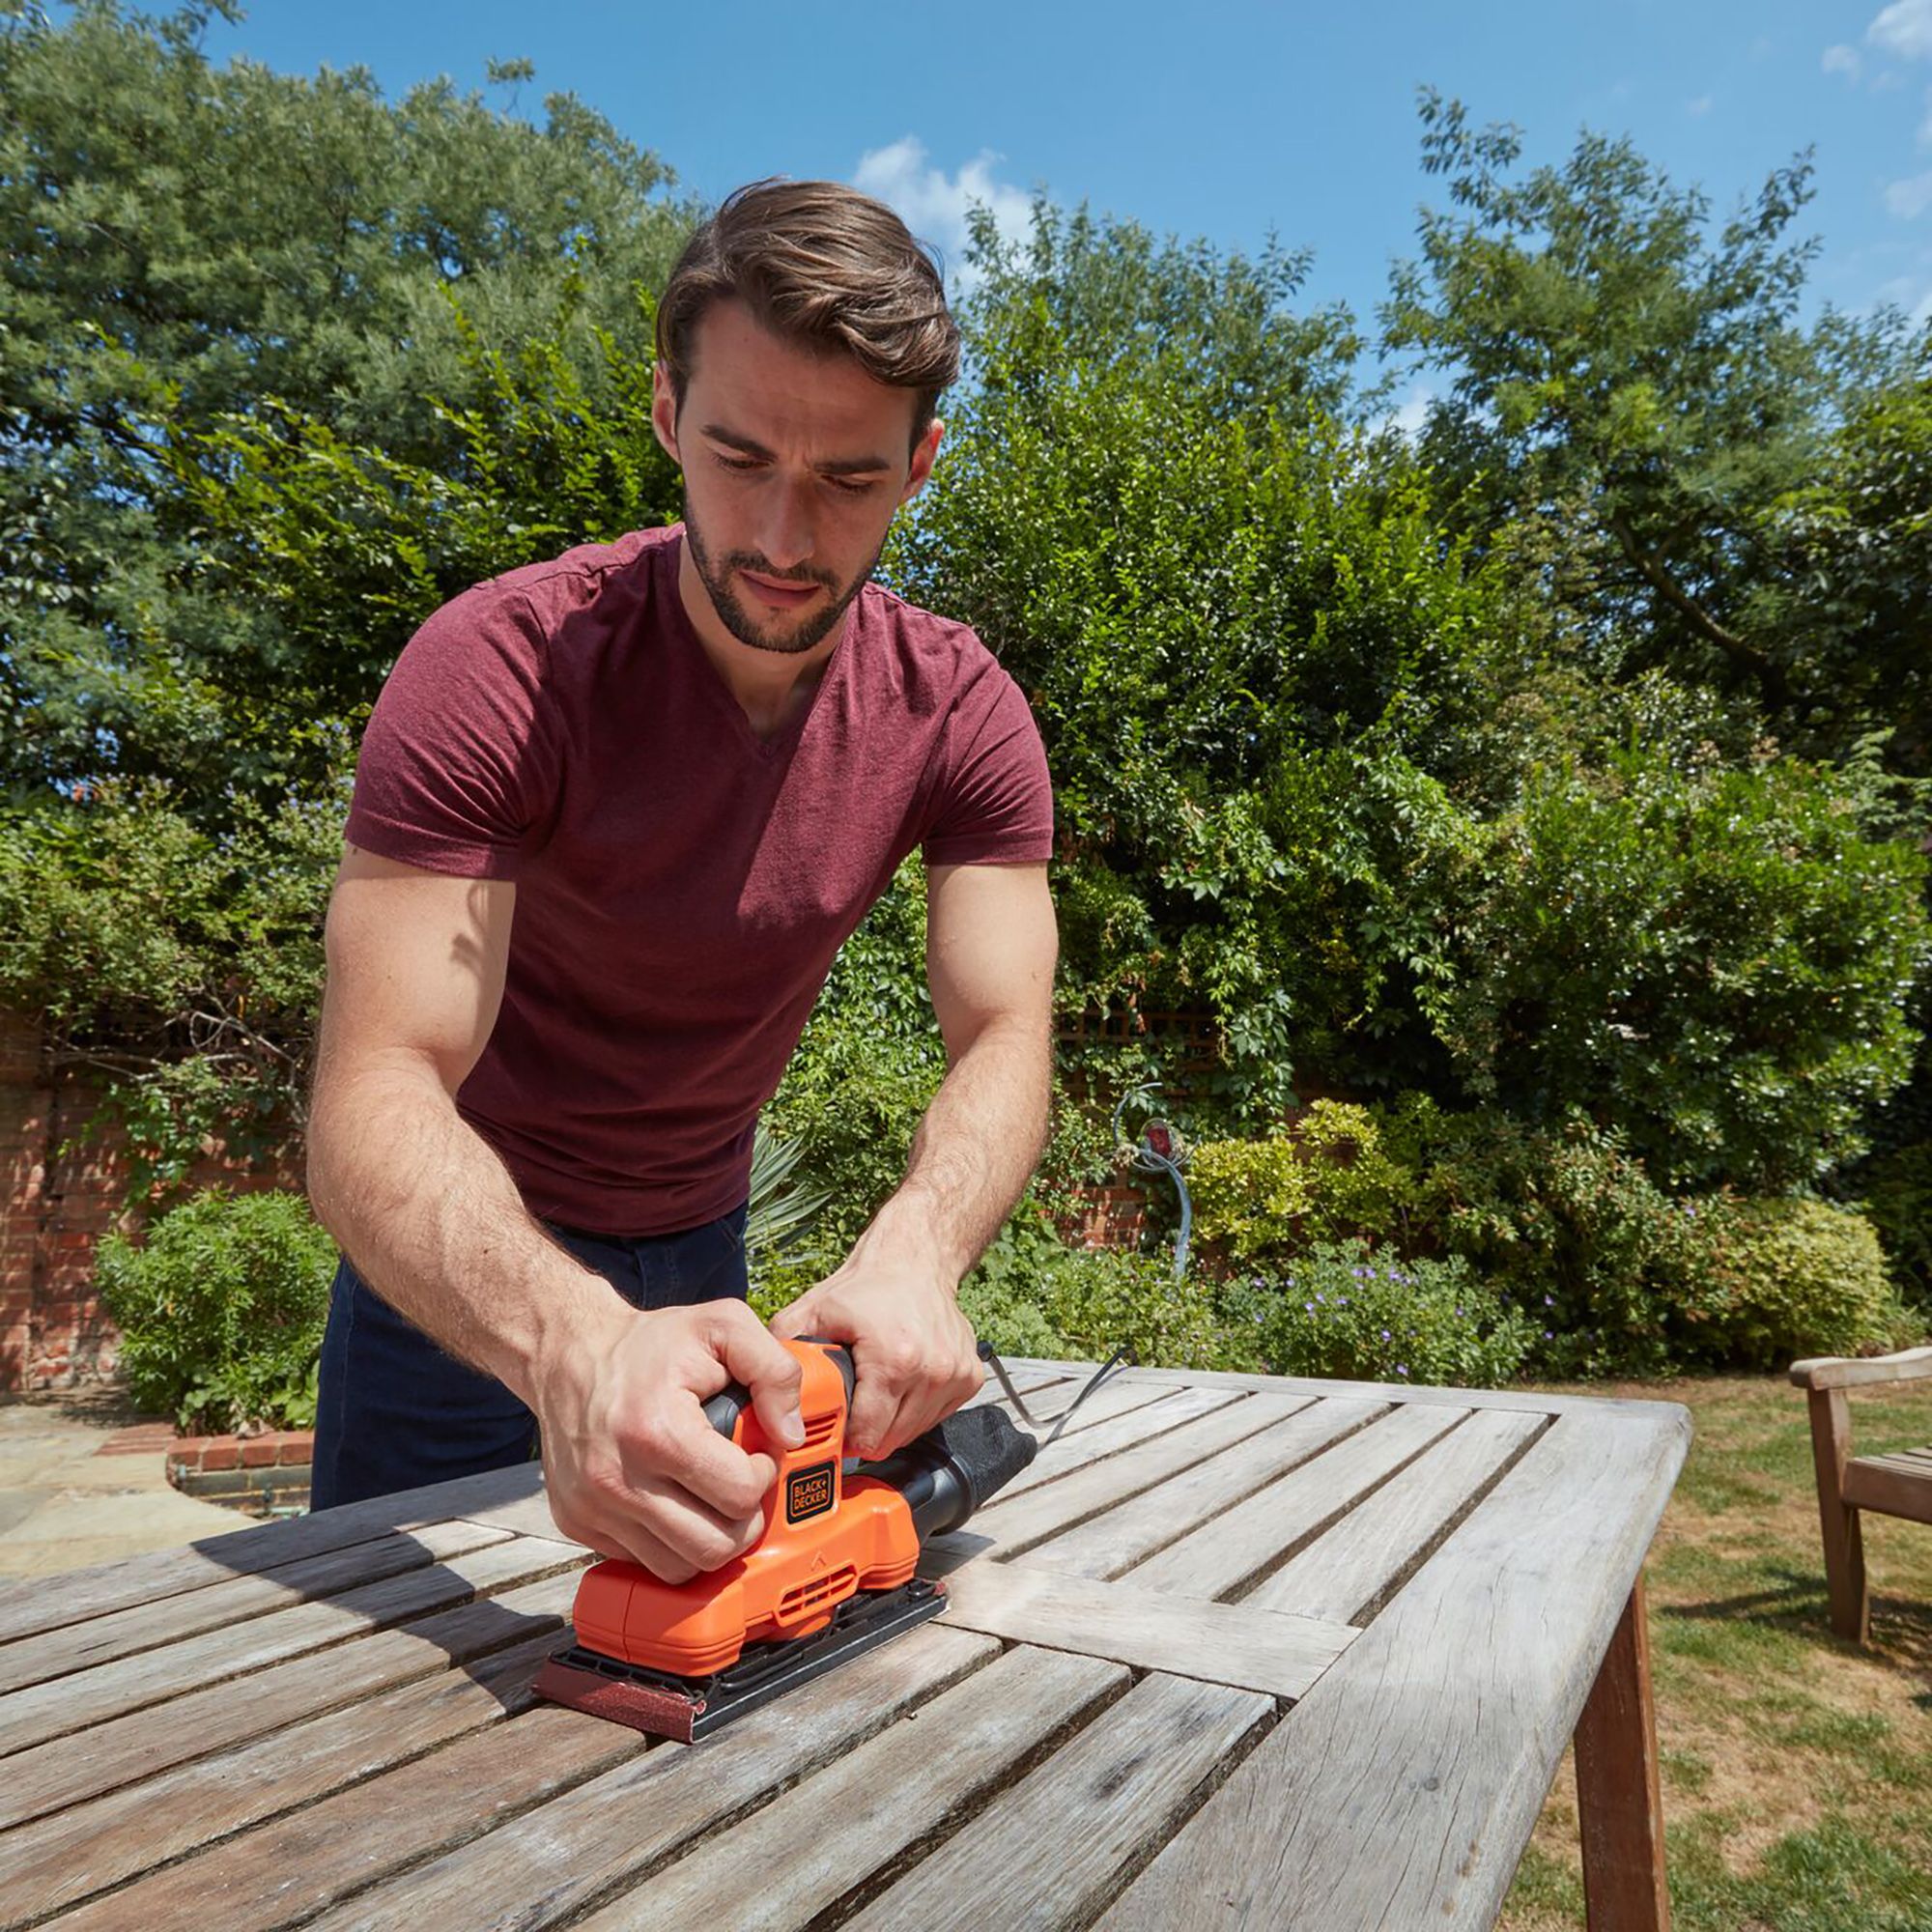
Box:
[304,180,1057,1585]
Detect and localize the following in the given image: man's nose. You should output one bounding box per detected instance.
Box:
[757,481,815,573]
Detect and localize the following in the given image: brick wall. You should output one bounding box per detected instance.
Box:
[0,1011,302,1393]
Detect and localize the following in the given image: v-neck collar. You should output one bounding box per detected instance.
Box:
[659,531,850,763]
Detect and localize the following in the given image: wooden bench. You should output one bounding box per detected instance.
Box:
[1790,1345,1932,1642]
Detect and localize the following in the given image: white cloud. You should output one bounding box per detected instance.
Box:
[1687,94,1714,116]
[1823,43,1862,78]
[852,138,1034,293]
[1391,383,1436,440]
[1869,0,1932,59]
[1884,168,1932,214]
[1921,83,1932,140]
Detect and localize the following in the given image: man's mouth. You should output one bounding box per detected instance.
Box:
[739,570,823,611]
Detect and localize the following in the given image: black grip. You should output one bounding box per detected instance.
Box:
[702,1339,852,1439]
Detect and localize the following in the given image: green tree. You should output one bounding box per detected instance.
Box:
[1,0,688,804]
[1383,90,1906,724]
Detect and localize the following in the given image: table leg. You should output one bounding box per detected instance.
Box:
[1574,1570,1669,1932]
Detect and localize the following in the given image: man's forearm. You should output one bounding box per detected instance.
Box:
[848,1017,1052,1288]
[306,1060,626,1404]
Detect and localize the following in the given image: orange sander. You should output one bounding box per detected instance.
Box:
[533,1337,1039,1742]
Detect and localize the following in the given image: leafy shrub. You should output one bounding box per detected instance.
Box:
[957,1212,1234,1370]
[1215,1241,1535,1386]
[1419,1112,1725,1376]
[1430,745,1929,1190]
[1189,1099,1427,1262]
[98,1190,337,1432]
[1697,1199,1917,1368]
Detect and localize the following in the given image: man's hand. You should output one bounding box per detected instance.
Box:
[772,1263,981,1460]
[530,1299,805,1583]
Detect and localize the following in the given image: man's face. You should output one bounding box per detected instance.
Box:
[651,299,943,658]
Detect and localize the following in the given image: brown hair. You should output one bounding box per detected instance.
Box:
[655,179,961,446]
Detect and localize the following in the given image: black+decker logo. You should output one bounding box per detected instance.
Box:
[785,1462,837,1524]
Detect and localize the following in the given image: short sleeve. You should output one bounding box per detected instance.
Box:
[922,667,1055,867]
[344,584,563,879]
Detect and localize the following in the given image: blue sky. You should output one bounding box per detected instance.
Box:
[205,0,1932,356]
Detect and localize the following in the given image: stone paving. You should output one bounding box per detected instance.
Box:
[0,1387,239,1583]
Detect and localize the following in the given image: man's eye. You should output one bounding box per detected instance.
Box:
[714,454,762,472]
[825,475,880,497]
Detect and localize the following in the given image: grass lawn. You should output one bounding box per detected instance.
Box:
[1497,1375,1932,1932]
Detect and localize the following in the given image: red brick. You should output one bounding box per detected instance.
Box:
[198,1441,242,1473]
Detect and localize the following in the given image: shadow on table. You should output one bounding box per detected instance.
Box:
[181,1470,582,1715]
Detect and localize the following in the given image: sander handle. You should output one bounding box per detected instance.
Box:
[701,1337,854,1440]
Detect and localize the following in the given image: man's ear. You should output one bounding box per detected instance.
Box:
[650,364,682,468]
[901,418,944,503]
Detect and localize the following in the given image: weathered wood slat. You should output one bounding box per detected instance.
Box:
[569,1646,1126,1932]
[936,1561,1355,1699]
[997,1358,1665,1420]
[1094,1406,1690,1931]
[0,1524,514,1693]
[1024,1396,1387,1581]
[950,1394,1309,1559]
[0,1571,579,1831]
[0,1460,547,1647]
[1123,1403,1471,1604]
[0,1630,558,1926]
[42,1704,644,1932]
[0,1531,582,1755]
[1843,1456,1932,1524]
[839,1673,1275,1932]
[294,1625,1001,1932]
[1255,1407,1547,1624]
[991,1385,1245,1503]
[1789,1346,1932,1391]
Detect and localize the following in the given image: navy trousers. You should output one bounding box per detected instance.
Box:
[310,1206,750,1510]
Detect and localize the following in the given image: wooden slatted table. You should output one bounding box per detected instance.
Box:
[0,1362,1689,1932]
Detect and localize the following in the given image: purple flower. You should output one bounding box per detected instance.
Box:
[1543,1294,1554,1307]
[1544,1329,1553,1340]
[1303,1301,1315,1313]
[1396,1364,1409,1377]
[1379,1327,1391,1341]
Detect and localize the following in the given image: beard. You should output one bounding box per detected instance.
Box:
[681,499,885,657]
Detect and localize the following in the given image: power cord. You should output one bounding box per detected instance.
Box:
[977,1339,1138,1449]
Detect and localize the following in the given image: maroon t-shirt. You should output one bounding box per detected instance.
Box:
[345,525,1054,1236]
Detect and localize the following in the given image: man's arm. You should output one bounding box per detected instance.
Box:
[306,844,802,1578]
[772,861,1057,1457]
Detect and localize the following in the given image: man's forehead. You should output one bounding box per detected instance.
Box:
[680,299,921,449]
